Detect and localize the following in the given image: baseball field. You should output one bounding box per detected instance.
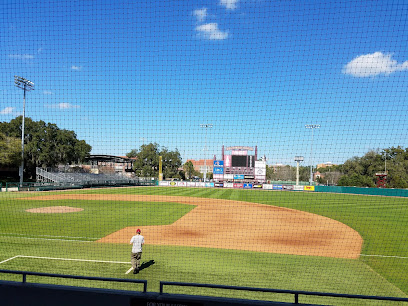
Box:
[0,186,407,305]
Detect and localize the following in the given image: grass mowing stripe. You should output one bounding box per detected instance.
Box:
[361,254,408,259]
[2,187,408,298]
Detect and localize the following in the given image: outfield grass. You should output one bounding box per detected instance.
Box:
[0,187,407,305]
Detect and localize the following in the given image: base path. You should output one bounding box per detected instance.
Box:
[25,194,363,259]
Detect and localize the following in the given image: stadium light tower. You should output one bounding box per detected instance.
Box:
[294,156,304,186]
[200,124,213,182]
[15,76,35,187]
[305,124,320,185]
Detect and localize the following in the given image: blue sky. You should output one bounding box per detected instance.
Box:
[1,0,408,166]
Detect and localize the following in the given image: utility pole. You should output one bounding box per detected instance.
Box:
[15,76,35,187]
[305,124,320,185]
[200,124,213,182]
[294,156,304,186]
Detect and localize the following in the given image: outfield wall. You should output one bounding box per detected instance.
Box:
[158,181,408,197]
[315,185,408,197]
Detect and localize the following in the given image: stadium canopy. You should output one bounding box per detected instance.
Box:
[85,155,135,164]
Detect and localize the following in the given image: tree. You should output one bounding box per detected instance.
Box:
[266,164,308,182]
[127,143,182,179]
[183,161,196,179]
[0,133,21,166]
[338,173,375,187]
[160,147,182,179]
[0,116,92,180]
[336,147,408,188]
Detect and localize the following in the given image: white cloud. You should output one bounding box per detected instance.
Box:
[8,54,34,59]
[58,103,80,109]
[220,0,239,10]
[196,23,228,40]
[71,65,82,71]
[47,103,80,110]
[43,90,53,95]
[193,8,208,22]
[0,107,14,115]
[343,52,408,77]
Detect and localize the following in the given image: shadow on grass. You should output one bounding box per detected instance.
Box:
[139,260,155,271]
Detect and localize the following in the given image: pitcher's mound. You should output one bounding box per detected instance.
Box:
[26,206,83,213]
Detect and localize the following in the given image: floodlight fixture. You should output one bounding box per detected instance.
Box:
[14,75,35,187]
[200,124,213,128]
[200,124,213,182]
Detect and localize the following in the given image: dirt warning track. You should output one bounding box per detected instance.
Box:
[24,194,363,259]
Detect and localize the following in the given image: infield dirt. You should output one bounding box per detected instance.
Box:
[24,194,363,259]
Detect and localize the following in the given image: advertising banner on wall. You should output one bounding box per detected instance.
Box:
[273,185,283,190]
[159,181,170,186]
[253,184,263,188]
[186,182,196,187]
[263,184,273,189]
[283,185,294,190]
[225,155,231,167]
[233,183,243,188]
[169,181,177,186]
[196,182,205,187]
[213,174,224,180]
[244,175,255,179]
[224,174,234,180]
[224,182,234,188]
[304,186,315,191]
[177,181,187,187]
[205,182,215,188]
[243,183,253,189]
[294,185,304,191]
[255,168,266,176]
[213,167,224,174]
[213,160,224,167]
[255,175,266,181]
[214,183,224,187]
[234,174,245,180]
[231,150,248,156]
[255,161,266,168]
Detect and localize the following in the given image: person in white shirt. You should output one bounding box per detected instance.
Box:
[130,229,144,274]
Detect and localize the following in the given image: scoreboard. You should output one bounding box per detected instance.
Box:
[231,155,254,167]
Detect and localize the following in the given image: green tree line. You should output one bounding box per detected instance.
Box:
[0,116,92,180]
[335,147,408,188]
[264,147,408,188]
[127,143,183,179]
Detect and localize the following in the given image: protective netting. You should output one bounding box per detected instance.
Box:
[1,0,408,304]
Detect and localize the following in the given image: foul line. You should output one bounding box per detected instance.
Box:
[0,233,100,240]
[18,255,130,264]
[125,267,134,274]
[0,255,20,265]
[0,234,99,243]
[0,255,135,275]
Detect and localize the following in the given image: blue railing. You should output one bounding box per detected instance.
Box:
[159,281,408,304]
[1,270,408,304]
[0,269,147,293]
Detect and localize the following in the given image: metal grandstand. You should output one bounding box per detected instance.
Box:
[36,167,151,188]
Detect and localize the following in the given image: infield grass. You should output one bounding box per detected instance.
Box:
[1,187,408,305]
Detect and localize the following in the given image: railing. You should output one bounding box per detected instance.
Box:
[36,167,67,183]
[159,281,408,304]
[1,270,408,304]
[0,269,147,293]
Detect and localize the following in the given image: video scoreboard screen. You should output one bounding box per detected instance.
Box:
[231,155,254,167]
